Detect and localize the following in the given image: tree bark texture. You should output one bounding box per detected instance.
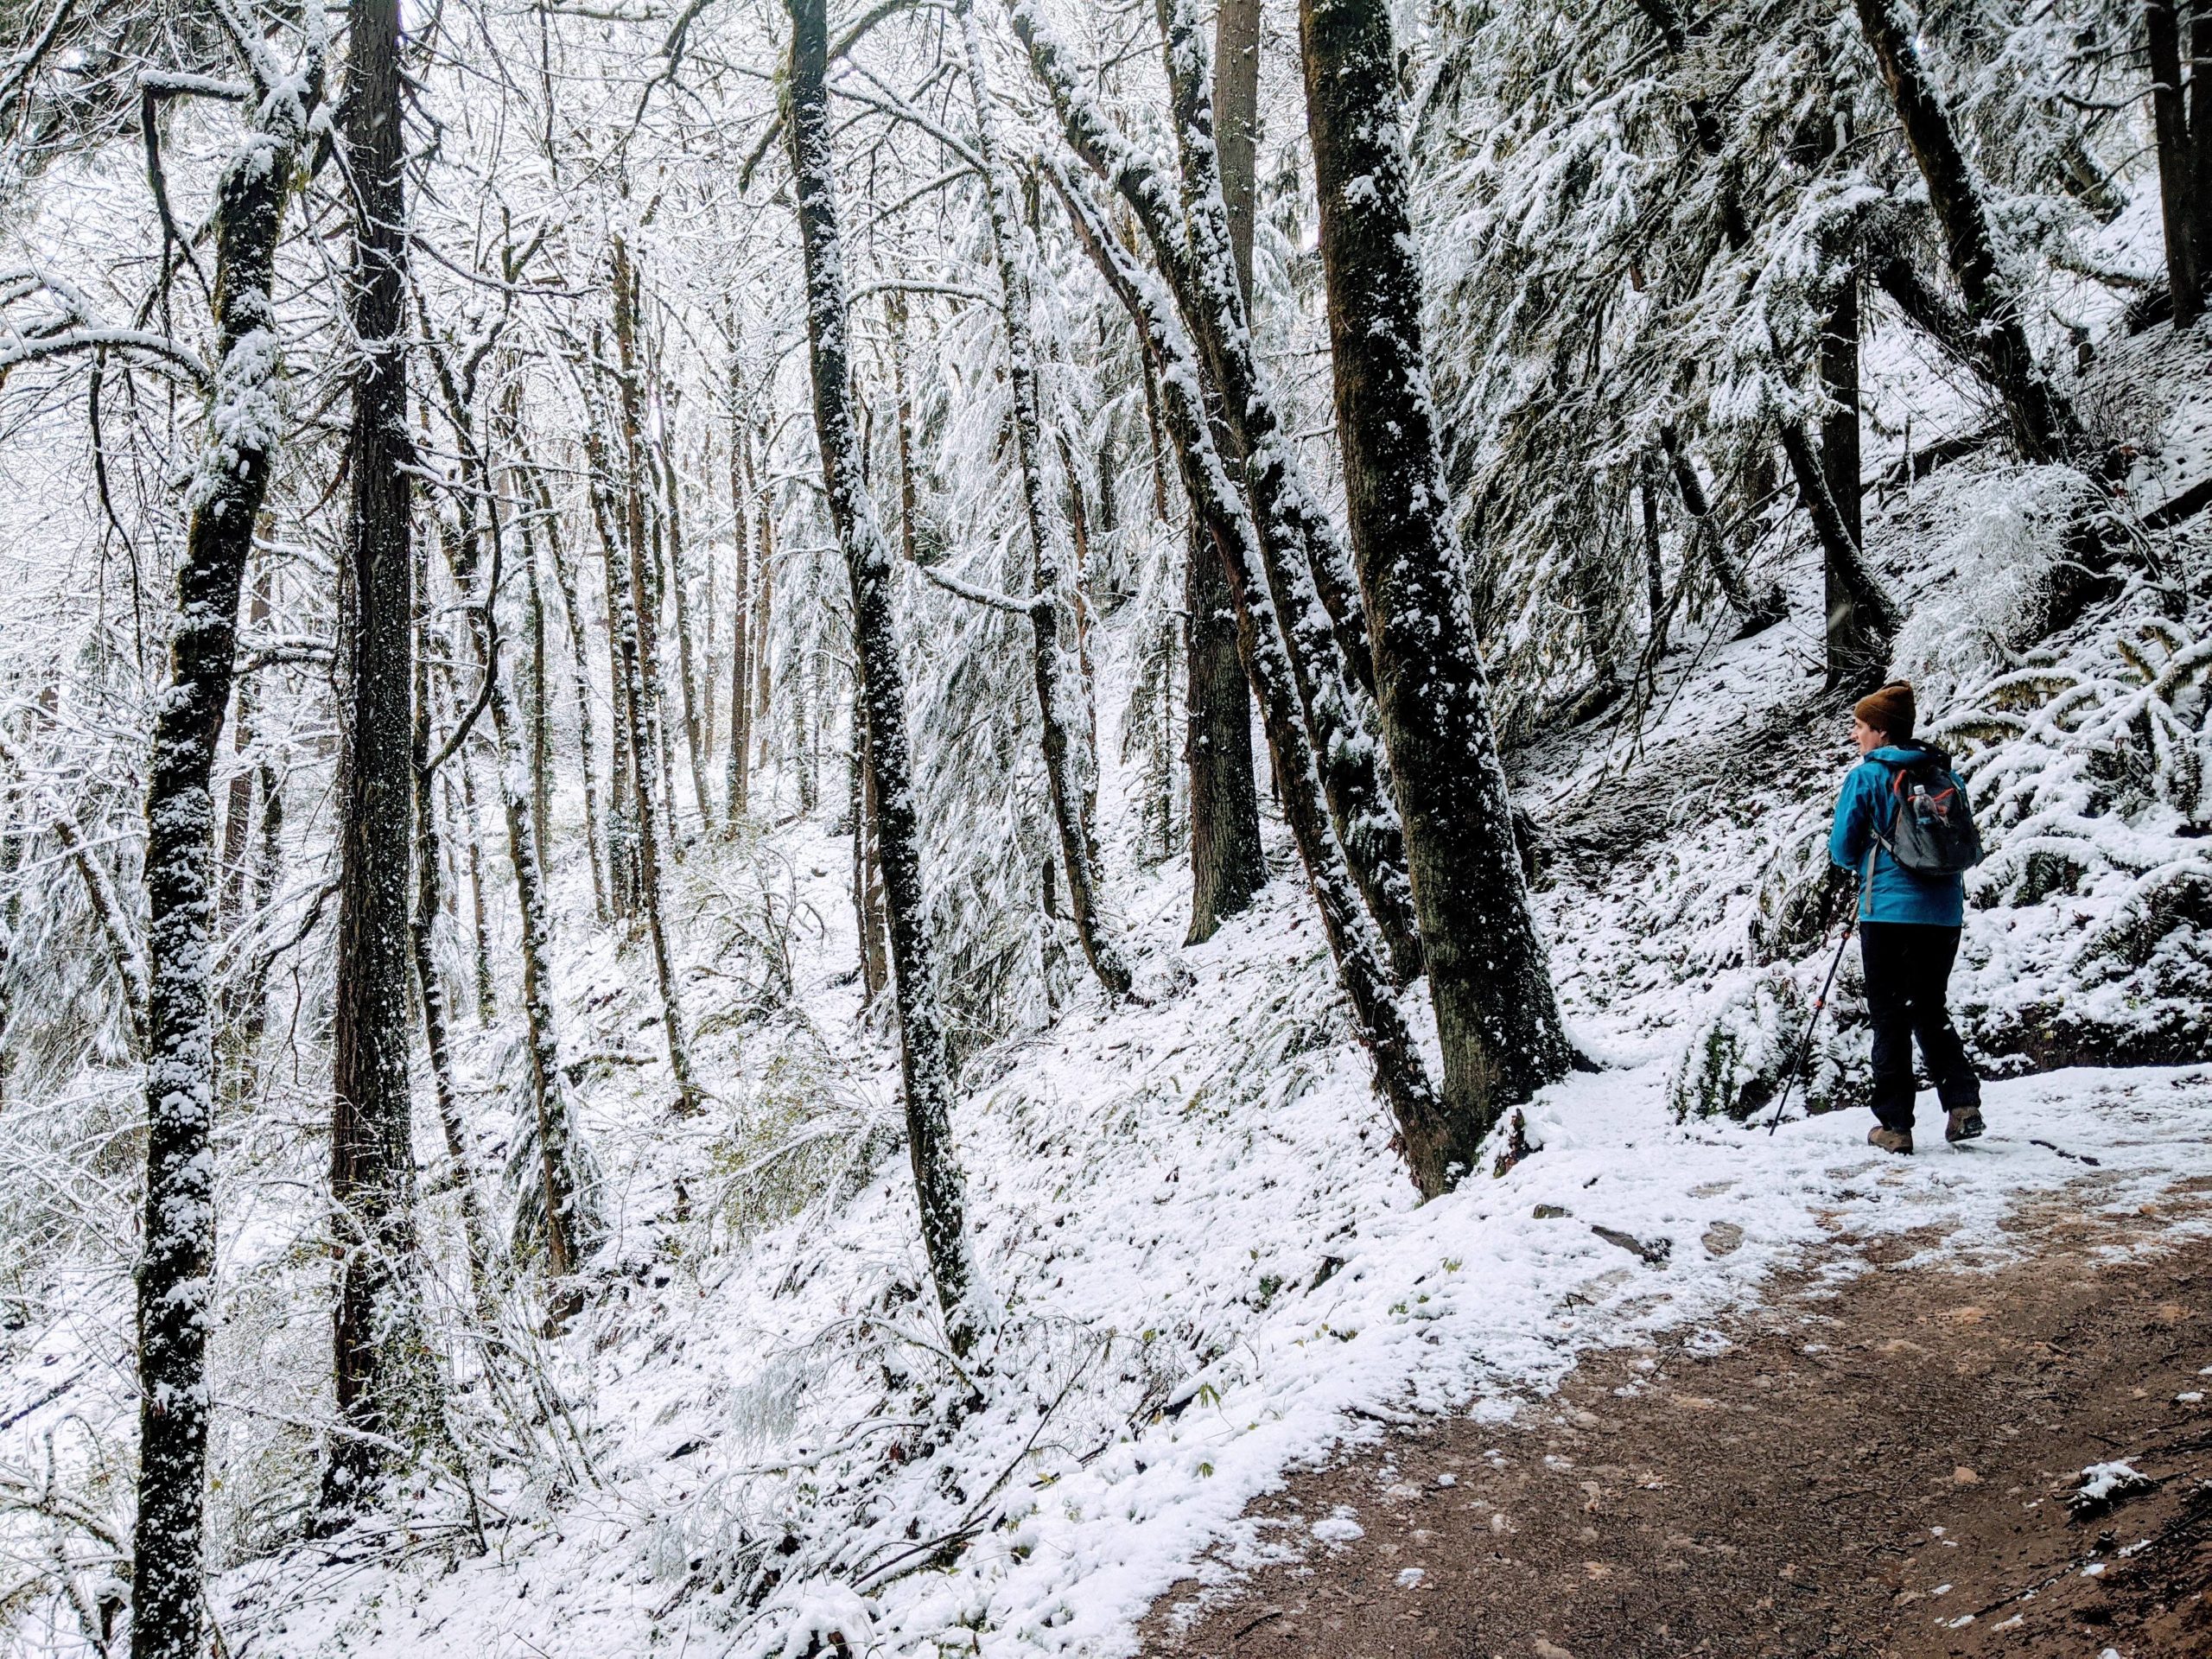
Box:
[1300,0,1572,1157]
[2146,0,2206,328]
[130,41,321,1657]
[1183,506,1268,944]
[1213,0,1263,307]
[1852,0,2087,464]
[327,0,432,1517]
[787,0,980,1348]
[956,0,1131,999]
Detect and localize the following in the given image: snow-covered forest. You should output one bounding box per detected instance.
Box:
[0,0,2208,1650]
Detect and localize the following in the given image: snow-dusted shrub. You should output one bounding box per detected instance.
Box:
[1666,964,1844,1122]
[709,1034,899,1242]
[1932,604,2212,1065]
[1884,462,2101,709]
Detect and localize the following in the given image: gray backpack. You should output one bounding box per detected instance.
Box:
[1874,747,1982,876]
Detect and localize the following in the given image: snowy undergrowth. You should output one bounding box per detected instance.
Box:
[200,858,2212,1659]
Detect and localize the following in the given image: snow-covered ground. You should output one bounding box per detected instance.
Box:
[191,852,2212,1658]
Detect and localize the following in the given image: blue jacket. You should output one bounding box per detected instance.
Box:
[1828,744,1966,926]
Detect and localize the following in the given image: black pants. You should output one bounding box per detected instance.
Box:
[1859,921,1980,1130]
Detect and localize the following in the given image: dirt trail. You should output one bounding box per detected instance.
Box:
[1142,1180,2212,1659]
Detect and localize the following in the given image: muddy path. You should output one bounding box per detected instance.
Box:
[1142,1180,2212,1659]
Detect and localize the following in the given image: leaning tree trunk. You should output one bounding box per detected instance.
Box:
[955,0,1131,999]
[1300,0,1572,1155]
[2146,0,2206,328]
[1014,0,1426,986]
[1657,424,1783,631]
[1056,162,1456,1193]
[1779,421,1900,694]
[1853,0,2087,464]
[787,0,980,1349]
[130,39,322,1656]
[325,0,435,1520]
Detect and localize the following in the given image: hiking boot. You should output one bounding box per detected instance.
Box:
[1945,1107,1986,1144]
[1867,1124,1913,1155]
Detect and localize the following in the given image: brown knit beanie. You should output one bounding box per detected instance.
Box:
[1853,680,1915,741]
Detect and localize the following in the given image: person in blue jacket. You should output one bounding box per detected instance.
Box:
[1828,680,1984,1154]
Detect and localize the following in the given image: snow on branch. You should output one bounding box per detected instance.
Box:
[0,725,149,1037]
[914,559,1035,616]
[0,269,209,387]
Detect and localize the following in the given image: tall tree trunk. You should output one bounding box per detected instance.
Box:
[753,512,774,772]
[428,379,599,1281]
[516,437,555,879]
[609,238,683,836]
[890,291,920,563]
[956,0,1131,999]
[216,565,270,931]
[1657,423,1783,631]
[584,410,642,919]
[130,36,321,1657]
[325,0,434,1518]
[725,370,755,823]
[518,444,609,925]
[1638,457,1668,649]
[2193,3,2212,295]
[1182,0,1268,944]
[787,0,981,1350]
[1058,162,1456,1193]
[1300,0,1572,1154]
[603,428,703,1116]
[1018,0,1425,985]
[1140,347,1172,525]
[1813,280,1897,689]
[1853,0,2088,463]
[410,593,494,1315]
[458,734,497,1025]
[2147,0,2206,328]
[661,442,714,831]
[1214,0,1263,307]
[1184,505,1267,943]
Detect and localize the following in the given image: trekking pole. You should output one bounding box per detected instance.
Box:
[1765,911,1857,1135]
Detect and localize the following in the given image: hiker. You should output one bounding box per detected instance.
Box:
[1827,680,1985,1155]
